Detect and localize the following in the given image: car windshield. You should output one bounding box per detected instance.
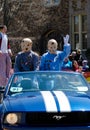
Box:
[8,71,89,95]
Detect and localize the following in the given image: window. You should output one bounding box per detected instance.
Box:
[82,15,87,32]
[74,16,79,32]
[73,15,87,50]
[44,0,61,7]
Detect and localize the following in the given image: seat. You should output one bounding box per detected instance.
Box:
[54,76,69,90]
[20,78,33,90]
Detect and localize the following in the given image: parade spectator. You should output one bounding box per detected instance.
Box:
[61,57,72,71]
[82,60,89,72]
[75,49,84,66]
[69,51,76,62]
[72,60,82,73]
[0,25,12,87]
[14,38,39,72]
[39,34,71,71]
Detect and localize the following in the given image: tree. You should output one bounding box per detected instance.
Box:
[0,0,23,27]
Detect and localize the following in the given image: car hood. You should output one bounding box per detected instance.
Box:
[3,91,90,112]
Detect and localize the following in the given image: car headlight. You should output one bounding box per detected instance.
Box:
[6,113,18,124]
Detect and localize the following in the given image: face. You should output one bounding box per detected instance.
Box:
[47,39,58,54]
[1,25,7,33]
[82,62,87,65]
[72,51,76,56]
[77,49,81,54]
[3,26,7,32]
[73,61,79,68]
[21,38,32,52]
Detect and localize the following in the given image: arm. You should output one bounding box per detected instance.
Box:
[39,55,46,70]
[33,53,40,70]
[55,35,71,61]
[7,39,12,56]
[61,34,71,59]
[61,42,71,60]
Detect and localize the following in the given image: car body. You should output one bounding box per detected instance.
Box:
[0,71,90,130]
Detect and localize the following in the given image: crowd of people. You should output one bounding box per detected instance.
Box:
[62,49,89,73]
[0,24,89,88]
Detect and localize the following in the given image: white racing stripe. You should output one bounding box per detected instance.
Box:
[53,91,71,112]
[41,91,57,112]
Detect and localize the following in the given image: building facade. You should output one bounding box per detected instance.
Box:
[69,0,87,50]
[69,0,90,64]
[0,0,89,58]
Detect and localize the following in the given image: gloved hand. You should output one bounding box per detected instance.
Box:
[63,34,70,45]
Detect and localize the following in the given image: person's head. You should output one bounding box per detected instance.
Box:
[82,60,88,66]
[73,60,82,72]
[71,51,76,57]
[73,60,79,68]
[0,25,7,33]
[47,39,58,54]
[21,38,33,52]
[77,49,81,54]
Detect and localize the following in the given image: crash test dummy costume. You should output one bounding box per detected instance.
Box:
[39,35,71,71]
[0,25,12,87]
[14,38,39,72]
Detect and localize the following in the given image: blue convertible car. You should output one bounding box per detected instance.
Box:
[0,71,90,130]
